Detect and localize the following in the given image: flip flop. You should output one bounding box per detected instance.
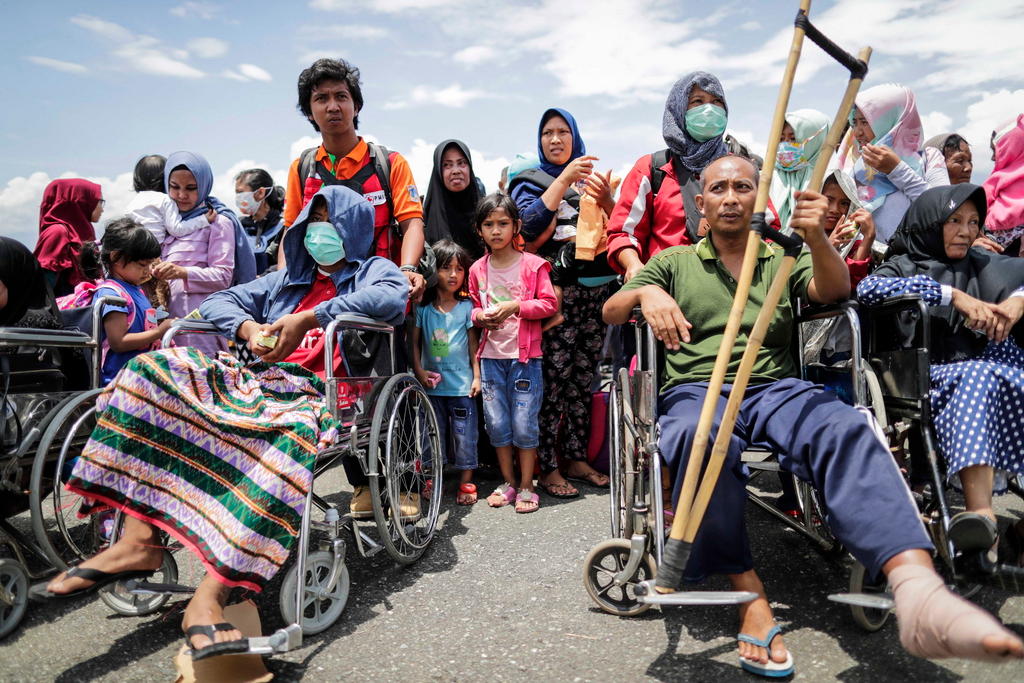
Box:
[566,471,610,488]
[515,489,540,514]
[487,484,517,508]
[29,566,154,602]
[948,511,998,554]
[737,625,794,678]
[185,622,251,661]
[536,479,580,499]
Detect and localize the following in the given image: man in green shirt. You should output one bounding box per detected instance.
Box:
[603,156,1023,674]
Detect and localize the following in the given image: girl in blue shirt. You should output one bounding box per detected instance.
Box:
[411,240,481,504]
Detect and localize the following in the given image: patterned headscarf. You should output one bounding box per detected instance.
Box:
[839,83,924,212]
[662,71,729,173]
[982,113,1024,232]
[769,109,831,231]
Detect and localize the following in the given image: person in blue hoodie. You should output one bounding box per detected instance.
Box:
[32,186,408,661]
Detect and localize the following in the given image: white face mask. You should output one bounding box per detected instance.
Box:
[235,189,265,216]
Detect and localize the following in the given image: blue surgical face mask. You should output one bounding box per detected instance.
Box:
[685,103,728,142]
[776,141,808,170]
[304,221,346,266]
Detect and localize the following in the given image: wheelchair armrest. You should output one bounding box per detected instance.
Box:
[796,300,858,324]
[324,314,395,337]
[860,293,927,316]
[0,327,95,349]
[161,319,223,347]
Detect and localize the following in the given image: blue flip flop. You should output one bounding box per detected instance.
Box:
[737,625,794,678]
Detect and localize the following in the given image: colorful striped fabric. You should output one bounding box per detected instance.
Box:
[67,347,338,592]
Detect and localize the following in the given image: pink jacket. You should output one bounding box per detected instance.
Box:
[468,251,558,363]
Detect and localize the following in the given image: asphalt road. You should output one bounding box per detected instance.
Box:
[2,469,1023,682]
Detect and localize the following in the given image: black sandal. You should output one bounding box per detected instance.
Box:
[29,566,154,601]
[185,623,251,661]
[948,512,998,554]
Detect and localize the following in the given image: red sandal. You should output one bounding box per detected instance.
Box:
[457,482,478,505]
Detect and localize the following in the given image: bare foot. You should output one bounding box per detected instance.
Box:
[45,533,163,595]
[182,575,244,651]
[731,571,789,667]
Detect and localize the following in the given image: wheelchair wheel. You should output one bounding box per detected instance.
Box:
[0,559,29,640]
[583,538,656,617]
[797,480,843,557]
[279,550,350,635]
[29,389,105,570]
[608,379,623,537]
[848,560,892,632]
[368,374,442,565]
[616,369,636,540]
[97,512,178,617]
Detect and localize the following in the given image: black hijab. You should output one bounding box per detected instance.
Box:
[0,236,59,328]
[423,140,483,259]
[875,184,1024,362]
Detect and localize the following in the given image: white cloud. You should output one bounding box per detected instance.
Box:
[238,64,273,82]
[170,2,221,19]
[71,14,204,79]
[25,56,88,74]
[453,45,497,66]
[959,88,1024,177]
[385,84,493,110]
[187,37,229,59]
[222,69,248,82]
[310,0,463,11]
[297,24,389,40]
[920,111,954,140]
[739,20,761,31]
[403,139,509,193]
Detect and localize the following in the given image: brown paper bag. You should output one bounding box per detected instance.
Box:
[174,601,273,683]
[574,172,621,262]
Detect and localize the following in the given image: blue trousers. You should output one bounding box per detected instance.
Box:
[658,378,932,581]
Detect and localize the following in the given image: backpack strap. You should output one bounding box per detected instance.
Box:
[298,147,318,189]
[507,168,581,209]
[649,149,702,244]
[367,143,399,231]
[96,279,138,329]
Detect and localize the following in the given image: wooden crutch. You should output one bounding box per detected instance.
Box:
[653,0,872,595]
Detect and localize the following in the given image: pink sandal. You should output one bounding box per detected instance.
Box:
[515,489,540,514]
[487,483,516,508]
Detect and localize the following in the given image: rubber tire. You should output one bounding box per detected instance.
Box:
[0,559,29,640]
[98,550,178,617]
[849,560,891,632]
[617,369,636,540]
[279,550,350,636]
[607,380,622,537]
[28,389,104,570]
[583,538,657,617]
[368,374,442,565]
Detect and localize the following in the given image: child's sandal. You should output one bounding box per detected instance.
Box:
[487,483,516,508]
[457,483,478,505]
[515,489,540,514]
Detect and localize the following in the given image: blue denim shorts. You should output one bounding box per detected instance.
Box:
[480,358,543,449]
[428,395,479,470]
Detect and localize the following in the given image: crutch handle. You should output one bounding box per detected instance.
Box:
[794,10,869,79]
[752,213,805,258]
[654,538,692,592]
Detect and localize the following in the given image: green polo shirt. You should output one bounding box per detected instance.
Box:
[622,236,814,391]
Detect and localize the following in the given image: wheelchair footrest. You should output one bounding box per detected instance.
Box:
[123,579,195,595]
[827,592,895,611]
[247,624,303,655]
[635,580,758,605]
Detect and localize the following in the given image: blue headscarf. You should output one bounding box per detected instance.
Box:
[662,71,730,173]
[163,150,257,285]
[537,108,586,178]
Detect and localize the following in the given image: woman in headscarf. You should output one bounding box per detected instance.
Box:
[982,114,1024,256]
[153,152,239,355]
[858,184,1024,562]
[821,169,877,285]
[33,179,104,296]
[31,185,408,658]
[925,133,973,185]
[0,237,60,329]
[506,108,614,497]
[423,139,484,260]
[234,168,286,275]
[770,109,832,233]
[839,83,949,244]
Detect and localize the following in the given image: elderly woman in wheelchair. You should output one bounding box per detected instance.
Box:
[31,186,410,659]
[859,184,1024,565]
[602,157,1022,673]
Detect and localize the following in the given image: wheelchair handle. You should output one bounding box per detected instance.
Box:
[323,314,397,383]
[161,319,222,347]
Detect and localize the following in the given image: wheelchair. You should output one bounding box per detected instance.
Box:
[85,313,445,654]
[583,303,889,619]
[0,296,136,638]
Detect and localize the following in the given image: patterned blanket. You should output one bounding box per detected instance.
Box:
[67,347,337,591]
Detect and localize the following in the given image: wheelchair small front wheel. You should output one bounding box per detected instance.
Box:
[583,538,656,617]
[0,559,29,640]
[99,549,178,617]
[848,560,892,632]
[279,550,350,635]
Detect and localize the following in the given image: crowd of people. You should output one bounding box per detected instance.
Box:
[3,55,1024,672]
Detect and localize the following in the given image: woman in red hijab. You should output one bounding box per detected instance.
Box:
[33,179,104,296]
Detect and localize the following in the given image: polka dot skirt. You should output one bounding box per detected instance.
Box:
[931,338,1024,493]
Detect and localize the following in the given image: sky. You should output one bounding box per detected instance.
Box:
[2,0,1022,249]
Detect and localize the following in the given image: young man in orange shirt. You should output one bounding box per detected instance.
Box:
[283,58,426,301]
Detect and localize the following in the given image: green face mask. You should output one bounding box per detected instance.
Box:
[304,221,346,266]
[685,103,728,142]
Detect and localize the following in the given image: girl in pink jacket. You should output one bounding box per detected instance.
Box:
[468,194,557,514]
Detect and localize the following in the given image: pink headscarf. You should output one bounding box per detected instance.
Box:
[33,178,102,284]
[982,114,1024,232]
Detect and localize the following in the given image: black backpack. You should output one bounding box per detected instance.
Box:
[298,142,399,236]
[649,149,703,244]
